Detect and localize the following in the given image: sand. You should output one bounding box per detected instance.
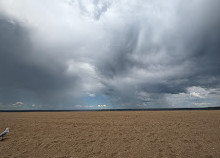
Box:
[0,110,219,158]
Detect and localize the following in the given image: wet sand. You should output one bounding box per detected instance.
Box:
[0,111,219,158]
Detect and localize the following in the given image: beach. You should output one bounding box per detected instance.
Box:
[0,110,219,158]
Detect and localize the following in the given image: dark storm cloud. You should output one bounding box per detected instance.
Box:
[171,0,220,88]
[0,14,80,108]
[97,21,140,78]
[0,0,220,109]
[94,0,220,106]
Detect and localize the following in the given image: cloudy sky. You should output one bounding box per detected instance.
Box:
[0,0,220,110]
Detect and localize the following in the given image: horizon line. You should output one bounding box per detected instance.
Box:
[0,106,220,112]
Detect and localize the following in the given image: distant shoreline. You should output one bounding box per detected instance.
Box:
[0,106,219,112]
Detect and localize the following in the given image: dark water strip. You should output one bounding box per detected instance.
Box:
[0,107,219,112]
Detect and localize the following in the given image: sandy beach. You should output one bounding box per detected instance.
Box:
[0,110,219,158]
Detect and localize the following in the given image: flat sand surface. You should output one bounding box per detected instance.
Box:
[0,111,219,158]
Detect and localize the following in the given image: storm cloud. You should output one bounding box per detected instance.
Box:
[0,0,220,109]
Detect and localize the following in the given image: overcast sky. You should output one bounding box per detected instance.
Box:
[0,0,220,110]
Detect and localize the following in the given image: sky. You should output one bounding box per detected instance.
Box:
[0,0,220,110]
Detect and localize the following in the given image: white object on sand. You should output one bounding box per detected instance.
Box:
[0,128,9,140]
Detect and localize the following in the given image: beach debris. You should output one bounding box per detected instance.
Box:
[0,128,9,140]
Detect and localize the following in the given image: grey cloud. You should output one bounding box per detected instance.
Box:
[0,0,220,109]
[93,0,220,107]
[97,21,140,78]
[76,0,111,20]
[0,14,81,108]
[93,0,111,20]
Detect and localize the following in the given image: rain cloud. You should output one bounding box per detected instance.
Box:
[0,0,220,109]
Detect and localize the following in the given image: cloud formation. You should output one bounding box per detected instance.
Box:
[0,0,220,109]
